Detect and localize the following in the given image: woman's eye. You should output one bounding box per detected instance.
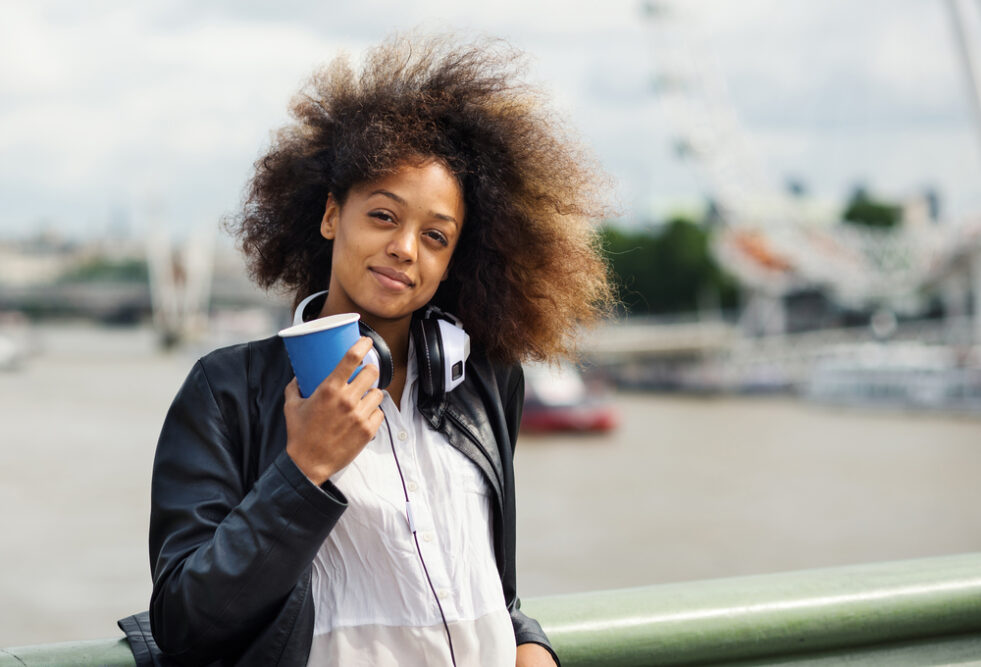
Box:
[369,211,395,223]
[425,230,449,247]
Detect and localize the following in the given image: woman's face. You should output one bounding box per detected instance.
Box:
[320,159,465,327]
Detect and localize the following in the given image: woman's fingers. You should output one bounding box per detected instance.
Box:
[360,387,385,414]
[365,402,386,432]
[283,377,304,410]
[308,337,374,399]
[349,360,380,395]
[332,337,374,383]
[283,337,390,483]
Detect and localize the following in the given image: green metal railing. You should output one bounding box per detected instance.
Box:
[523,552,981,665]
[4,553,981,666]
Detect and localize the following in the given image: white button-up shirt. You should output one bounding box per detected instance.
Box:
[307,342,515,666]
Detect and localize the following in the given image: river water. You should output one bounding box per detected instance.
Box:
[1,324,979,646]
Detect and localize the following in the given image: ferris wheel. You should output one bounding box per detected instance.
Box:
[640,0,981,332]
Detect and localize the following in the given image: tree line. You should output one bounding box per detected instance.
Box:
[602,189,905,316]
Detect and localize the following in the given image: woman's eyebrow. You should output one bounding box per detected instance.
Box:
[370,189,459,226]
[430,211,458,226]
[370,189,407,206]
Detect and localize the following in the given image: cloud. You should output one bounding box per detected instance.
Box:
[678,0,967,125]
[1,0,980,236]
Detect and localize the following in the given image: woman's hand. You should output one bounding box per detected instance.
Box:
[284,337,386,485]
[516,643,557,667]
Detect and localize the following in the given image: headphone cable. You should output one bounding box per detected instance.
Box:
[383,416,458,667]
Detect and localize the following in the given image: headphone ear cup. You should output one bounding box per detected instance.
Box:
[412,316,445,399]
[358,321,393,390]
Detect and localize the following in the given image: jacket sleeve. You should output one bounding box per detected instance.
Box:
[502,365,561,666]
[148,358,346,665]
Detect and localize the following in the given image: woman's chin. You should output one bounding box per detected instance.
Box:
[354,292,436,324]
[354,301,417,325]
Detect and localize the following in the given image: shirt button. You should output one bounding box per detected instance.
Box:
[437,589,449,600]
[422,532,434,543]
[397,430,408,441]
[407,481,419,492]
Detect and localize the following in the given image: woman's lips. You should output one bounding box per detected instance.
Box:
[370,267,414,290]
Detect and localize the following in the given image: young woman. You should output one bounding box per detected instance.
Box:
[122,35,612,666]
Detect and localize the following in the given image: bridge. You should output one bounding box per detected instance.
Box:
[581,315,981,398]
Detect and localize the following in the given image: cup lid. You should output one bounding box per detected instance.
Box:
[278,312,360,337]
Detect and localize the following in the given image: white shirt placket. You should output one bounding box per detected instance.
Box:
[385,393,458,620]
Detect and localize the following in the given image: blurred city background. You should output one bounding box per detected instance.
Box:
[2,0,981,647]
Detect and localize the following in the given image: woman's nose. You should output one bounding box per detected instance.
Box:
[387,227,417,262]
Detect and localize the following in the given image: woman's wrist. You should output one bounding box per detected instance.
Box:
[516,642,558,666]
[285,441,334,486]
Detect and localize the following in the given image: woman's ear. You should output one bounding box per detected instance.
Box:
[321,193,339,240]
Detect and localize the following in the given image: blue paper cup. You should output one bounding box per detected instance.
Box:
[279,313,362,398]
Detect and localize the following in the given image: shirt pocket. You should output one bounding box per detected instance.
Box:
[450,448,492,498]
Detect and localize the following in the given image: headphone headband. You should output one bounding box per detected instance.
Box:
[422,303,463,329]
[293,290,329,326]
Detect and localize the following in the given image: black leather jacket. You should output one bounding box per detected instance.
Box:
[130,335,555,666]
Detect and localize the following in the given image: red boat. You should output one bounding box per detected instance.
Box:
[521,362,618,433]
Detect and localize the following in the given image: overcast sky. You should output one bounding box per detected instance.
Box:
[3,0,981,239]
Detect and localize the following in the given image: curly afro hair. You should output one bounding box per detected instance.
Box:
[230,34,614,365]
